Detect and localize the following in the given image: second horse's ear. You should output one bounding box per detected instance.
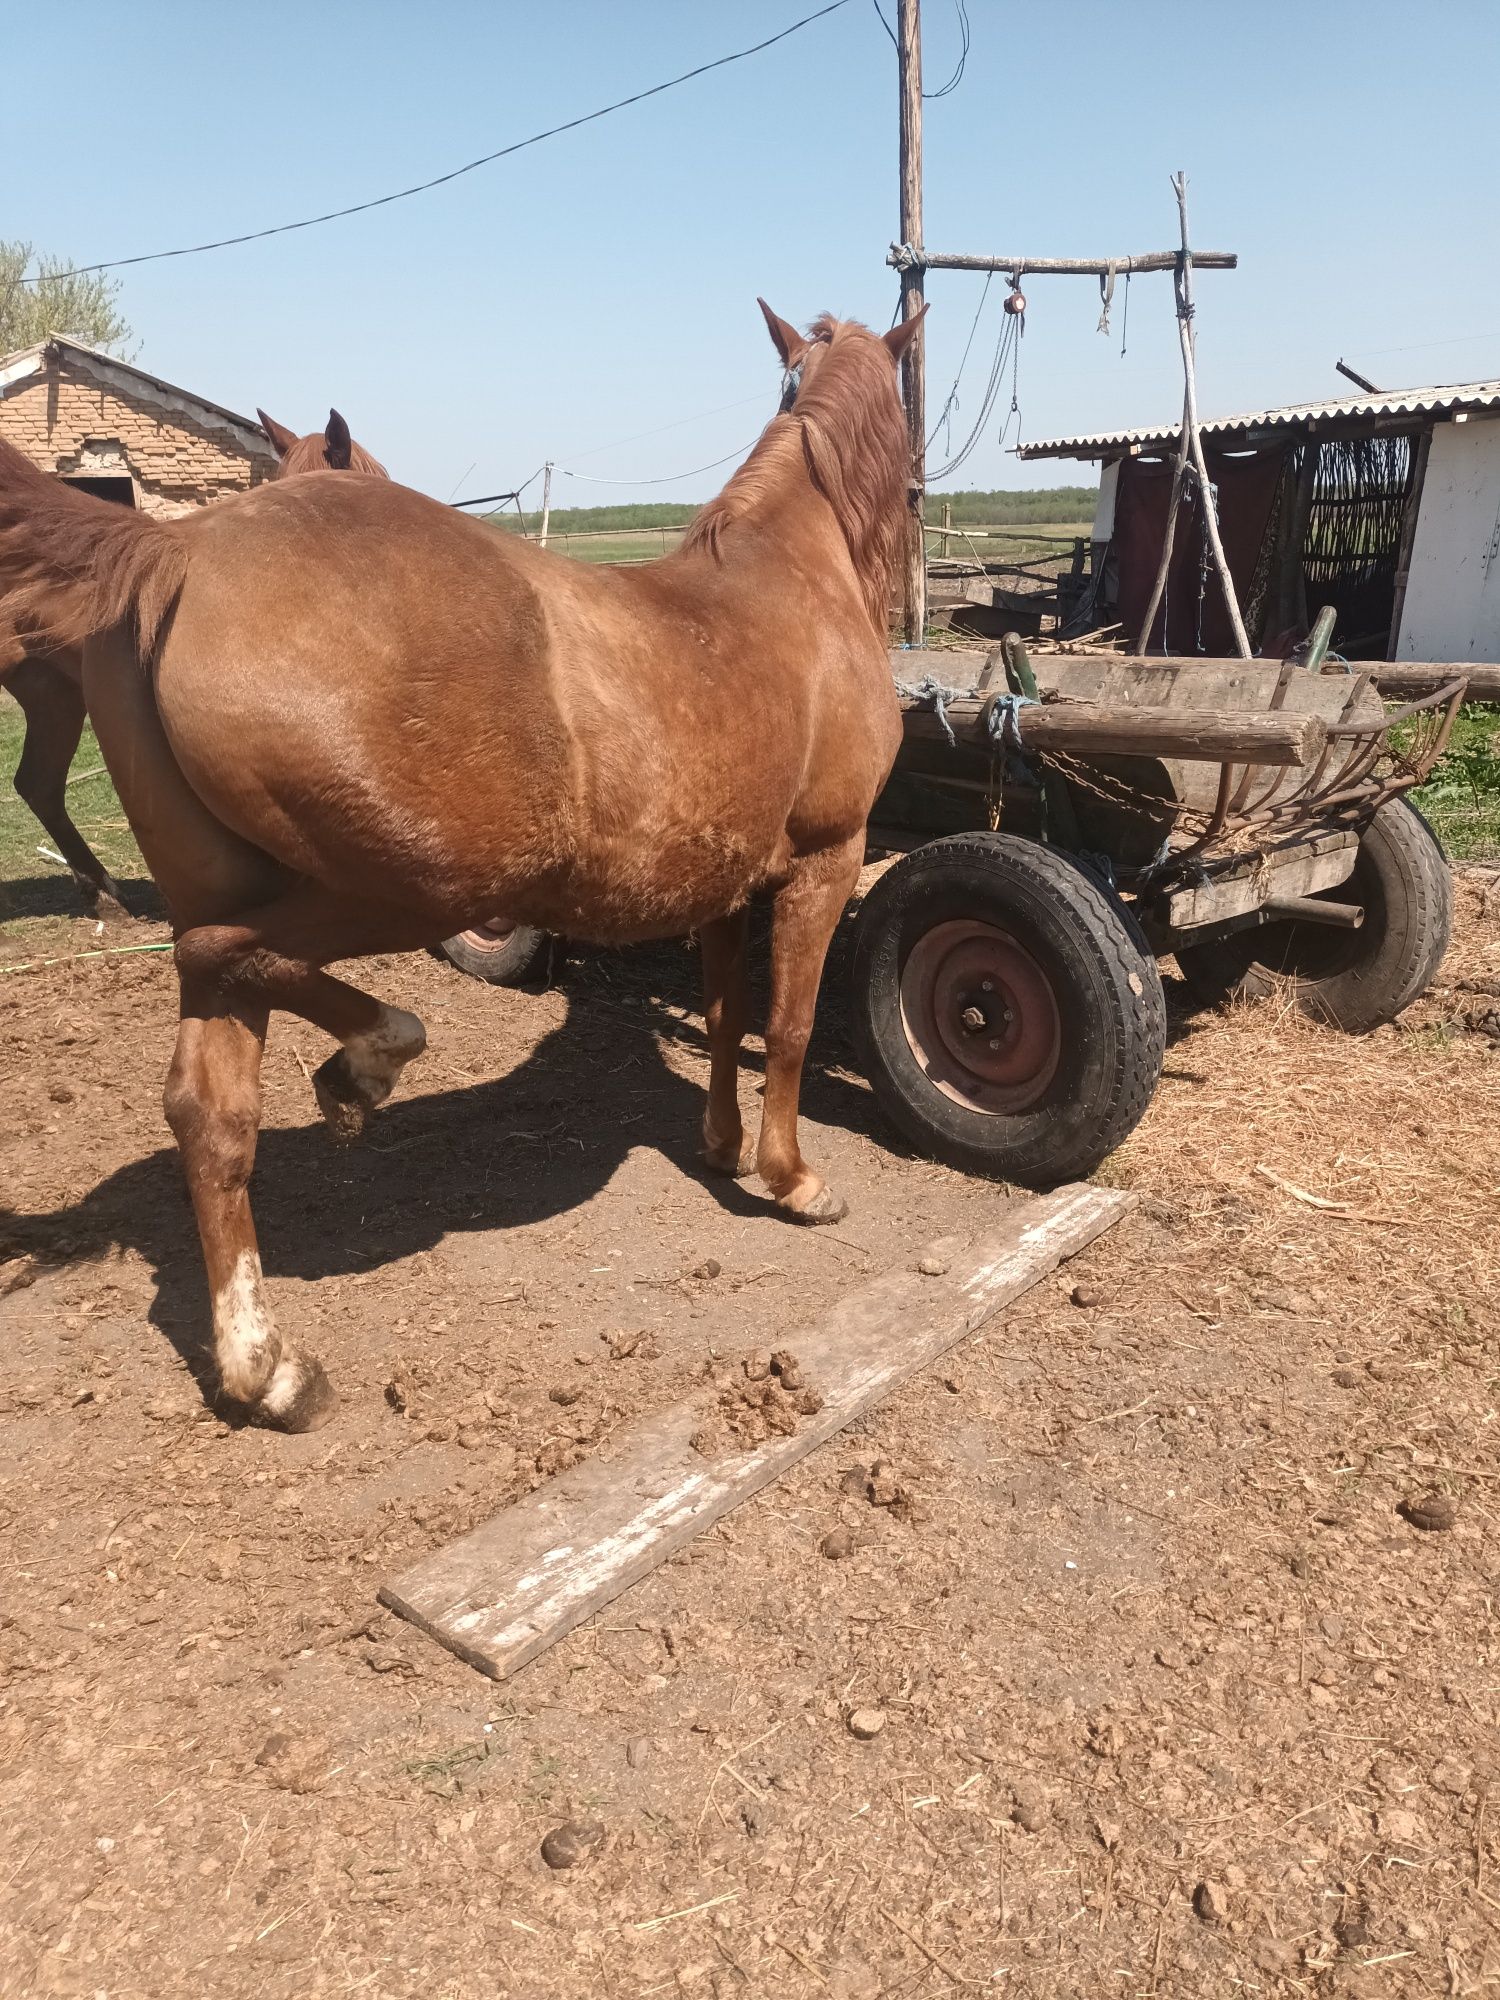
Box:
[757,298,809,372]
[324,410,353,470]
[883,304,929,364]
[257,408,297,458]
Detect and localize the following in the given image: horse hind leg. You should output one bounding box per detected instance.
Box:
[173,885,439,1142]
[312,1001,427,1142]
[8,656,128,913]
[164,983,335,1430]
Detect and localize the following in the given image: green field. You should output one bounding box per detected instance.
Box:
[1405,704,1500,860]
[486,487,1099,566]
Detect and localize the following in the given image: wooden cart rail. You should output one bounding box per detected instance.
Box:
[897,691,1328,768]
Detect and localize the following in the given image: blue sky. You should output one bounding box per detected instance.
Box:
[8,1,1499,505]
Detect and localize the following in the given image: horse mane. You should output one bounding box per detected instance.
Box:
[683,315,910,631]
[279,433,389,479]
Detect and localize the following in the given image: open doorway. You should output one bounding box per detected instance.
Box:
[62,472,135,507]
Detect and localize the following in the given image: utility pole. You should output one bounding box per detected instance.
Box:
[896,0,926,645]
[538,461,554,550]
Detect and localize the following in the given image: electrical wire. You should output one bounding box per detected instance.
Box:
[17,1,852,284]
[560,438,760,486]
[926,311,1017,482]
[925,269,993,451]
[870,0,969,96]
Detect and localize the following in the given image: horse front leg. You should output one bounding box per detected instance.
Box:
[756,837,864,1224]
[699,906,754,1177]
[163,979,336,1431]
[8,656,128,914]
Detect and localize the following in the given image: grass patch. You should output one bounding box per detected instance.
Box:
[0,692,147,929]
[1406,703,1500,861]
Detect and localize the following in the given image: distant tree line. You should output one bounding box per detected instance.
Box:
[491,485,1097,536]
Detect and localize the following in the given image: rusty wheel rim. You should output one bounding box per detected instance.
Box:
[898,919,1062,1112]
[455,918,519,954]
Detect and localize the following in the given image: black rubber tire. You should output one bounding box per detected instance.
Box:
[1175,798,1452,1034]
[850,833,1167,1187]
[435,921,552,986]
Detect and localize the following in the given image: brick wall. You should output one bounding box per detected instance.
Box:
[0,359,277,517]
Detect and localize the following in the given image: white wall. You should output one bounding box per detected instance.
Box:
[1091,460,1119,543]
[1397,416,1500,661]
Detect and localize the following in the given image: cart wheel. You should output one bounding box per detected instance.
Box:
[851,833,1166,1187]
[1175,799,1452,1034]
[436,919,552,986]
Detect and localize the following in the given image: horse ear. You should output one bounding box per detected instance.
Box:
[325,410,353,470]
[257,409,297,459]
[883,304,929,364]
[757,299,809,371]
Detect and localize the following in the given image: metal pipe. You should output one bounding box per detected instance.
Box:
[1263,896,1365,929]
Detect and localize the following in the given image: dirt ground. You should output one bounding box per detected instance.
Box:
[2,872,1499,1999]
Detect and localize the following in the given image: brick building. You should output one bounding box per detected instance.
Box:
[0,332,276,516]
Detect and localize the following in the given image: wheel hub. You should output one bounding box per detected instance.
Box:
[899,920,1062,1112]
[456,917,518,953]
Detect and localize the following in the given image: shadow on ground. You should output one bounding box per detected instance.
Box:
[2,931,890,1406]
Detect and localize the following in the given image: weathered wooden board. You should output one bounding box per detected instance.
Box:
[1164,829,1359,929]
[381,1183,1132,1681]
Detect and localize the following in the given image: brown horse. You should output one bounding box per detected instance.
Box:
[0,303,921,1432]
[0,411,381,914]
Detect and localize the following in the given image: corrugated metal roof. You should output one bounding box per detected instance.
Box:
[1018,379,1500,460]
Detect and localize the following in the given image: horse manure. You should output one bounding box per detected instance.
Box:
[1399,1490,1460,1533]
[540,1818,605,1870]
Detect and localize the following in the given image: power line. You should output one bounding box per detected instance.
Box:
[452,466,545,510]
[561,439,760,487]
[18,1,852,285]
[869,0,969,96]
[563,390,768,463]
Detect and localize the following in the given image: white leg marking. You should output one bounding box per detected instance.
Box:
[214,1249,276,1402]
[260,1353,311,1419]
[342,1005,427,1106]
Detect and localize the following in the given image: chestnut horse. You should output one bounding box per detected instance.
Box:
[0,303,920,1431]
[0,410,381,913]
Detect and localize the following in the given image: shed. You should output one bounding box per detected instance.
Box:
[1019,380,1500,662]
[0,333,276,517]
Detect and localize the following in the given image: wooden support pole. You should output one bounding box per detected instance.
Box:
[898,693,1329,767]
[897,0,926,646]
[1171,175,1252,660]
[1132,173,1251,660]
[895,249,1238,275]
[1386,424,1433,661]
[1273,441,1319,638]
[537,461,553,550]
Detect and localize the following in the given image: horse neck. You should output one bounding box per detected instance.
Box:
[686,397,906,633]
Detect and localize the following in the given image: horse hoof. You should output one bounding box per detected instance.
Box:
[783,1184,849,1226]
[702,1135,756,1179]
[251,1355,339,1433]
[313,1052,373,1144]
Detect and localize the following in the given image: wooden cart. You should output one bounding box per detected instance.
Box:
[852,630,1466,1184]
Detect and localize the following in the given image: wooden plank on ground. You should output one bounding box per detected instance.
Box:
[380,1183,1132,1681]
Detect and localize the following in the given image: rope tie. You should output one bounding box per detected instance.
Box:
[889,242,921,273]
[1097,262,1117,336]
[894,675,968,748]
[984,691,1037,748]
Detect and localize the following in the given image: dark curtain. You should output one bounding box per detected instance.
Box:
[1113,448,1287,653]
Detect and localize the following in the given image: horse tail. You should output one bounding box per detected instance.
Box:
[0,438,187,661]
